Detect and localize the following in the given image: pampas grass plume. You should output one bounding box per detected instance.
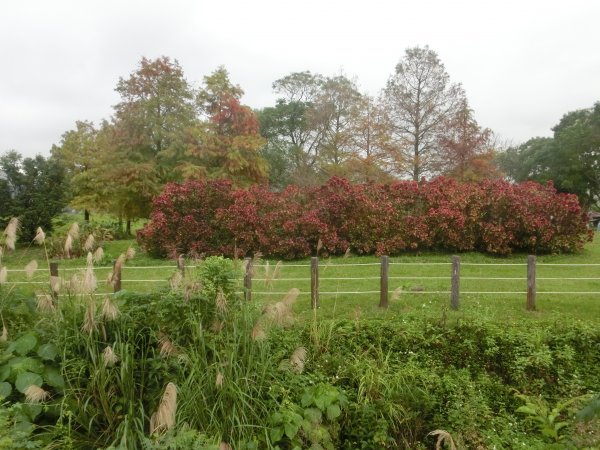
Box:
[103,345,119,367]
[50,275,61,294]
[0,319,8,343]
[37,293,55,313]
[24,385,50,403]
[215,371,224,388]
[34,227,45,245]
[215,288,227,314]
[3,218,19,251]
[81,299,97,334]
[150,383,177,435]
[251,320,267,342]
[83,234,95,252]
[64,234,73,258]
[68,222,79,240]
[344,247,351,258]
[427,430,457,450]
[93,247,104,264]
[125,247,135,261]
[391,287,403,301]
[0,266,7,284]
[169,271,182,290]
[24,260,38,279]
[290,347,307,373]
[101,295,119,321]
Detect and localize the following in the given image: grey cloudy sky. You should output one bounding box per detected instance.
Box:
[1,0,599,157]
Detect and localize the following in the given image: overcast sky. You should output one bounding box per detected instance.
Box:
[1,0,599,158]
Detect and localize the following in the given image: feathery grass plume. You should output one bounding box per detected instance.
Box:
[210,320,224,333]
[0,266,7,284]
[264,260,270,280]
[290,347,307,373]
[81,299,97,334]
[0,317,7,343]
[215,288,227,314]
[64,234,73,258]
[50,276,61,294]
[106,272,113,286]
[0,247,3,259]
[316,238,323,254]
[169,271,182,290]
[391,287,403,301]
[102,345,119,367]
[3,218,19,251]
[427,430,457,450]
[282,288,300,308]
[37,293,55,313]
[344,247,351,258]
[82,266,97,294]
[83,234,95,252]
[34,227,46,245]
[101,295,119,321]
[219,443,232,450]
[93,247,104,264]
[24,385,50,403]
[110,254,125,287]
[158,335,178,358]
[150,382,177,435]
[69,274,82,294]
[24,260,38,279]
[251,320,267,342]
[183,281,201,302]
[215,371,224,388]
[68,222,79,240]
[265,260,283,288]
[263,302,292,327]
[86,251,93,267]
[125,246,135,261]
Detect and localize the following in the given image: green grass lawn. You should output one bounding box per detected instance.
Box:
[2,233,599,326]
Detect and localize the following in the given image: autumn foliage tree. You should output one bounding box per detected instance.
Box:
[184,67,267,185]
[437,99,501,181]
[382,46,466,180]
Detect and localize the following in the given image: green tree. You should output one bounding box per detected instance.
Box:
[498,102,600,207]
[0,151,67,241]
[382,46,465,180]
[51,120,103,222]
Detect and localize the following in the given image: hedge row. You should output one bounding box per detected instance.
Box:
[137,177,592,259]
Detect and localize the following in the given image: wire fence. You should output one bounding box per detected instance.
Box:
[3,254,599,312]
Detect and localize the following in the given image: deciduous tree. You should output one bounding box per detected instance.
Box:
[382,46,465,180]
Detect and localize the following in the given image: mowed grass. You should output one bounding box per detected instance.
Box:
[2,233,600,326]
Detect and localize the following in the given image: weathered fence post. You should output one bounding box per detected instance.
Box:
[244,257,252,302]
[112,259,122,293]
[379,255,389,308]
[49,262,59,300]
[311,257,319,309]
[451,255,460,310]
[177,254,185,277]
[527,255,536,311]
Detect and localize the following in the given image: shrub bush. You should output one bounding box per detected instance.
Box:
[138,177,593,258]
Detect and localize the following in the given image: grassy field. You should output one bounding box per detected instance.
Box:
[2,232,599,326]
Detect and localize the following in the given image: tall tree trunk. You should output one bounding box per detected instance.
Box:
[126,219,131,236]
[118,214,123,232]
[84,209,90,223]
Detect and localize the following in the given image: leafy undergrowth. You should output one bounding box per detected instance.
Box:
[0,256,599,449]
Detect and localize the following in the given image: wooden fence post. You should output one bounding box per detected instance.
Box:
[311,257,319,309]
[379,255,389,308]
[244,257,252,302]
[527,255,536,311]
[112,259,122,293]
[451,255,460,310]
[49,262,59,300]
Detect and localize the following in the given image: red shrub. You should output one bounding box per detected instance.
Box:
[138,177,592,258]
